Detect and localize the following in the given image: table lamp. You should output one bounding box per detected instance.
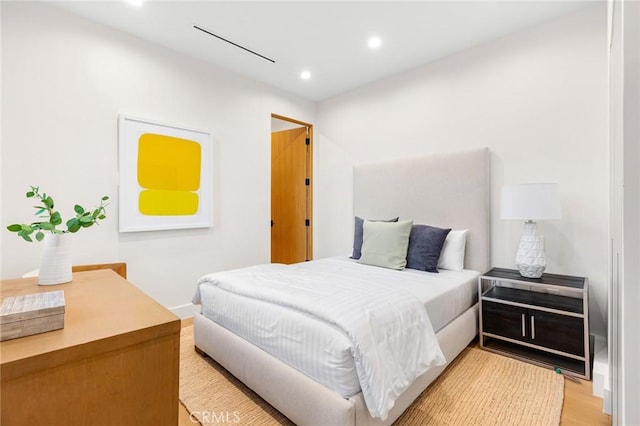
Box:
[500,183,561,278]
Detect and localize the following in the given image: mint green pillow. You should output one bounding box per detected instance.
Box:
[358,219,413,270]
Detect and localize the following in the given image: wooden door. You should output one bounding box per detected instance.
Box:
[271,126,310,264]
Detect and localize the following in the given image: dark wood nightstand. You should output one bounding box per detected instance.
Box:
[479,267,590,379]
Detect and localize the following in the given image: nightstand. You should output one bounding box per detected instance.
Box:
[479,267,590,379]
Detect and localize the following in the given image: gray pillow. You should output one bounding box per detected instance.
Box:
[351,216,399,259]
[358,220,413,270]
[406,225,451,273]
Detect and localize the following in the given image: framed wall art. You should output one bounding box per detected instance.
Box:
[118,115,213,232]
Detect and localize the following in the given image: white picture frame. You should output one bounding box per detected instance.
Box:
[118,114,213,232]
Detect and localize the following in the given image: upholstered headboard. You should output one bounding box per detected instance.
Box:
[353,148,490,273]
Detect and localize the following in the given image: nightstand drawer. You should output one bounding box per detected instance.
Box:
[528,309,584,356]
[482,301,528,343]
[482,301,585,356]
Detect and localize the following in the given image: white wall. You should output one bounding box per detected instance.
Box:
[316,5,608,337]
[609,0,640,422]
[0,2,315,316]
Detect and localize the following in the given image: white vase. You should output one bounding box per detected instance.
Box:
[39,233,72,285]
[515,221,546,278]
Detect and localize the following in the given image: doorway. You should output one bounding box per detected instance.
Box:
[270,114,313,264]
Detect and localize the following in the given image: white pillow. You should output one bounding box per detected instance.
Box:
[358,220,413,270]
[437,229,468,271]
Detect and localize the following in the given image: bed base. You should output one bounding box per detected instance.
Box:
[193,303,478,426]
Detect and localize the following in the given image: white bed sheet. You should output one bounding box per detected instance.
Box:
[196,257,479,399]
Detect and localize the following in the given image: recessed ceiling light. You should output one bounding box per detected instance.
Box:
[300,70,311,80]
[368,37,382,49]
[125,0,143,7]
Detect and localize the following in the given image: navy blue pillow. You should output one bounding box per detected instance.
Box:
[406,225,451,272]
[351,216,399,259]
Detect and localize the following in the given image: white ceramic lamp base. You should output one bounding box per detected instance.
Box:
[515,221,546,279]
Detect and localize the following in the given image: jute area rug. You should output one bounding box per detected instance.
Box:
[179,326,564,425]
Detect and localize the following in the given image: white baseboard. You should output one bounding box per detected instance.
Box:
[170,303,197,319]
[603,387,612,415]
[593,335,607,398]
[591,334,611,414]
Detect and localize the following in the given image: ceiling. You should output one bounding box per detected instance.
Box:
[49,1,596,102]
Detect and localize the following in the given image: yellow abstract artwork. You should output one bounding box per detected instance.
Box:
[119,115,212,232]
[137,133,201,216]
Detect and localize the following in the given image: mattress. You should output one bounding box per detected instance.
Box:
[196,257,479,399]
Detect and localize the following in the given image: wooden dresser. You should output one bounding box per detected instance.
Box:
[0,270,181,425]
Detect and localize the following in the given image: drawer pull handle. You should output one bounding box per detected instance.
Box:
[521,314,526,337]
[531,316,536,340]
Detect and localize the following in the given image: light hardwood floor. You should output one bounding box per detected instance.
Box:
[562,379,611,426]
[177,319,611,426]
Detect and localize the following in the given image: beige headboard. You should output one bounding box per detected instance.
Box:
[353,147,490,273]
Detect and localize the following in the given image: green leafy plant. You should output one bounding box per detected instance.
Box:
[7,186,109,242]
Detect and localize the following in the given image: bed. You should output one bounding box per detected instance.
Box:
[192,147,490,425]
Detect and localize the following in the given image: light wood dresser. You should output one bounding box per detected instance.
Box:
[0,269,181,425]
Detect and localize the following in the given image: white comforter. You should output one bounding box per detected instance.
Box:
[193,261,446,420]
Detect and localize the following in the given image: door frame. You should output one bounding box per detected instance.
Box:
[271,113,313,262]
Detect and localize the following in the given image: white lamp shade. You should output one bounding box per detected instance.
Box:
[500,183,561,221]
